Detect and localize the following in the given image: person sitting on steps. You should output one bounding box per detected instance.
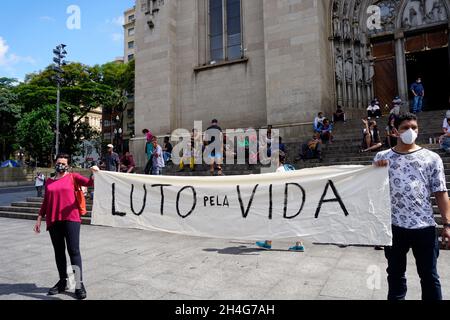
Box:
[296,132,323,162]
[367,99,382,119]
[361,119,383,153]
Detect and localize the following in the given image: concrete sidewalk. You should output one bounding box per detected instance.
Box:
[0,217,448,300]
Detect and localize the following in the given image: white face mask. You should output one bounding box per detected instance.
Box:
[400,128,418,145]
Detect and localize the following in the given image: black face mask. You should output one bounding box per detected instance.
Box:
[55,163,69,173]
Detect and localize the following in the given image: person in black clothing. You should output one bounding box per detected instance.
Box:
[163,136,173,165]
[204,119,223,176]
[333,105,346,123]
[385,116,398,148]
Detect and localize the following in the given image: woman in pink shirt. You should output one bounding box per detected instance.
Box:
[34,154,99,300]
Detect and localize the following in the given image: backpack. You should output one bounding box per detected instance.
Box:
[70,174,87,216]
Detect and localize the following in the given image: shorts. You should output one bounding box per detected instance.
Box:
[208,153,223,160]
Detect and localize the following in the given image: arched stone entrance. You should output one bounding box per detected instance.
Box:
[331,0,449,111]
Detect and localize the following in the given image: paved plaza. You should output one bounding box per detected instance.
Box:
[0,217,449,300]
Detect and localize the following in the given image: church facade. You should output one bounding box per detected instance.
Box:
[132,0,449,141]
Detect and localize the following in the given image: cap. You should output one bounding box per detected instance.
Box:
[107,144,114,149]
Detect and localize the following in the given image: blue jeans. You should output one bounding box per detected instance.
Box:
[441,136,450,153]
[152,167,163,175]
[163,152,171,163]
[384,225,442,300]
[412,96,423,113]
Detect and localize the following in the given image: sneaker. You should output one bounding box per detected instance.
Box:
[289,242,305,252]
[48,279,67,296]
[75,282,87,300]
[256,241,272,250]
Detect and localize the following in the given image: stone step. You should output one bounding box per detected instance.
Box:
[165,170,259,176]
[0,212,91,224]
[25,197,93,205]
[288,144,446,155]
[11,201,93,210]
[164,164,262,172]
[0,206,92,216]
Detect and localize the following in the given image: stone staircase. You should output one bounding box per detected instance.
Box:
[0,109,448,242]
[0,197,93,225]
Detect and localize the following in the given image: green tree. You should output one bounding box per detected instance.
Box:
[16,105,66,166]
[0,78,22,161]
[14,60,135,163]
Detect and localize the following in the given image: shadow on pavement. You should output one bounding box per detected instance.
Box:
[203,245,261,255]
[0,283,62,300]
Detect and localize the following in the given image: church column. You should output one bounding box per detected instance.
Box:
[394,32,408,104]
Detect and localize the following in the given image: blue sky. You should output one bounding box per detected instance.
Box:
[0,0,135,82]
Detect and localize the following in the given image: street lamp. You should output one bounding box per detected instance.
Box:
[114,115,123,153]
[52,44,68,157]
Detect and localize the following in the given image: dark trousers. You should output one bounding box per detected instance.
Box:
[144,156,153,175]
[385,225,442,300]
[49,221,83,282]
[368,109,382,118]
[36,186,43,197]
[300,143,322,159]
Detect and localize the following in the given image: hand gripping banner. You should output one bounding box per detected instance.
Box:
[92,166,392,246]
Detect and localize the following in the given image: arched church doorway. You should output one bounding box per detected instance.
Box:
[331,0,450,112]
[405,27,449,109]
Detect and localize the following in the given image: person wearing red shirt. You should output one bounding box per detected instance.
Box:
[34,154,99,300]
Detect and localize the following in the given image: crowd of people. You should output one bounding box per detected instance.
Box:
[30,72,450,301]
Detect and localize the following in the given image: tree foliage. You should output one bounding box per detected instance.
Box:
[0,78,22,161]
[12,60,135,166]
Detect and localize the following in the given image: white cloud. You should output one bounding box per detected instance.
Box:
[39,16,56,22]
[0,37,9,65]
[0,37,36,67]
[106,16,125,27]
[112,16,125,26]
[111,33,124,42]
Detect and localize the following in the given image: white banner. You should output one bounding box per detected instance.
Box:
[92,166,392,246]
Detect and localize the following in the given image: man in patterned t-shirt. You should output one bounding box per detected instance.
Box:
[374,113,450,300]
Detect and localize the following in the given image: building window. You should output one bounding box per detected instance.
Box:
[128,28,135,36]
[128,54,134,61]
[128,14,135,22]
[128,41,134,49]
[209,0,242,62]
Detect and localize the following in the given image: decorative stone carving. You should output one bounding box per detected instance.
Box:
[364,51,375,85]
[352,22,361,42]
[345,50,353,82]
[331,0,449,109]
[368,0,399,35]
[354,50,363,84]
[333,15,342,38]
[335,47,343,82]
[343,19,352,40]
[403,0,448,29]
